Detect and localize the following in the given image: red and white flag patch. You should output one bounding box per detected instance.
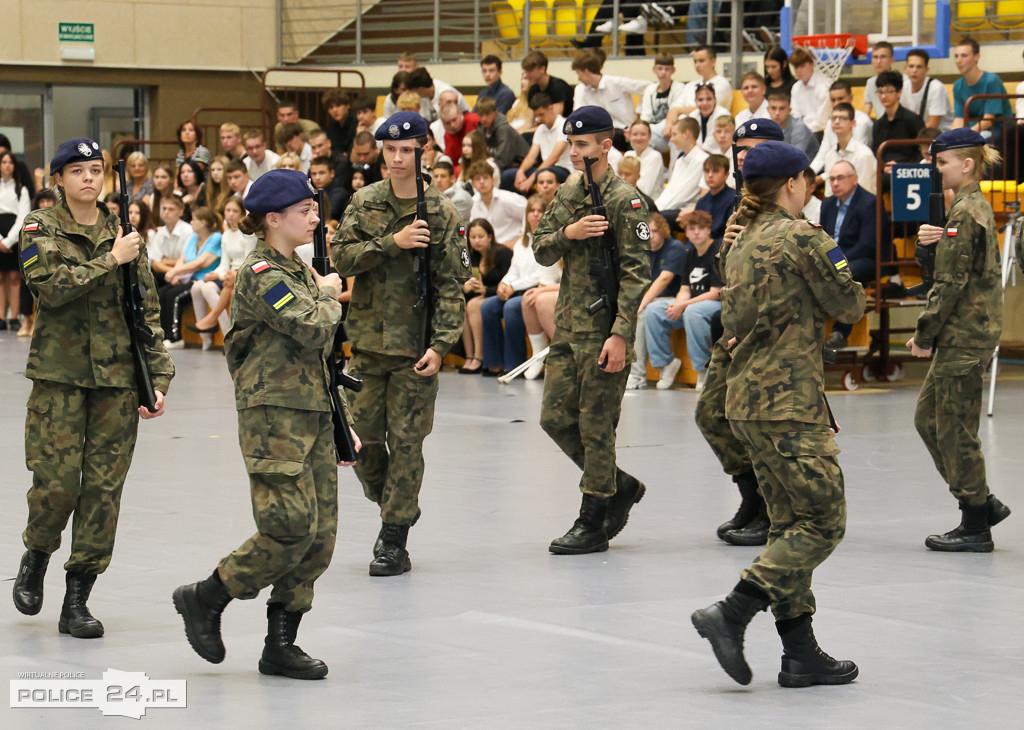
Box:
[23,223,38,232]
[946,228,958,237]
[251,260,270,274]
[630,198,642,209]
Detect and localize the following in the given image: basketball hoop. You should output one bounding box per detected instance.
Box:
[792,33,868,83]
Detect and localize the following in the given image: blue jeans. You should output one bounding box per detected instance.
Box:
[686,0,723,46]
[499,165,571,192]
[481,294,527,371]
[645,298,721,373]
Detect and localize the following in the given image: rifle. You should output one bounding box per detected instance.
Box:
[731,143,743,213]
[311,187,362,464]
[115,160,158,413]
[412,146,434,360]
[905,157,943,297]
[582,156,620,350]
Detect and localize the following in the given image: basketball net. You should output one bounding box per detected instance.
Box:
[803,39,856,83]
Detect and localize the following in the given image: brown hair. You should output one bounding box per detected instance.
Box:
[679,209,713,230]
[617,156,641,175]
[476,97,498,115]
[571,48,605,74]
[238,212,268,237]
[648,212,670,238]
[735,177,791,225]
[704,154,730,173]
[789,48,814,68]
[654,53,674,67]
[521,50,548,72]
[741,71,767,87]
[191,205,221,232]
[321,89,351,109]
[467,218,498,274]
[674,116,700,138]
[520,194,550,247]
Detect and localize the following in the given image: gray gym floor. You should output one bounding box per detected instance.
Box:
[2,338,1023,728]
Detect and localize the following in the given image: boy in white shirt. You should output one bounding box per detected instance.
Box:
[863,41,896,118]
[148,197,192,285]
[655,117,709,211]
[678,45,733,112]
[470,161,528,246]
[901,49,954,131]
[503,93,572,193]
[734,72,770,127]
[640,53,686,152]
[789,47,830,133]
[571,48,649,150]
[624,120,666,198]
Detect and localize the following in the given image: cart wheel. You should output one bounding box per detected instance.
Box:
[841,371,859,391]
[885,363,905,382]
[861,364,877,383]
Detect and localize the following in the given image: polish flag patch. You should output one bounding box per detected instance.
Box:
[23,223,38,232]
[630,198,642,209]
[946,228,958,237]
[251,260,270,274]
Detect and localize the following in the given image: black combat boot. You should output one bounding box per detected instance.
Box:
[716,472,763,540]
[372,525,385,558]
[258,603,328,680]
[925,501,994,552]
[691,581,770,685]
[549,494,610,555]
[721,501,769,546]
[987,494,1011,527]
[172,570,234,662]
[369,524,412,576]
[777,614,858,687]
[603,470,647,541]
[13,549,50,615]
[58,572,104,639]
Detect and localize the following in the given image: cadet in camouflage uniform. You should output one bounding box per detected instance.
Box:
[333,112,469,576]
[691,142,865,688]
[532,107,651,556]
[908,129,1010,553]
[695,119,785,548]
[173,170,354,680]
[11,138,173,639]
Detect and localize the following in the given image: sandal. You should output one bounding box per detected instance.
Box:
[458,357,482,374]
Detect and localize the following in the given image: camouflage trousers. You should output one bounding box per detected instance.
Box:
[218,406,338,613]
[348,351,439,525]
[695,340,753,476]
[22,380,139,575]
[913,347,992,507]
[732,420,847,621]
[540,335,630,497]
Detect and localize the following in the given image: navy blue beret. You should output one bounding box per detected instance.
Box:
[375,112,429,141]
[244,169,316,215]
[733,119,785,143]
[50,137,102,175]
[742,141,810,181]
[563,106,614,136]
[931,128,986,154]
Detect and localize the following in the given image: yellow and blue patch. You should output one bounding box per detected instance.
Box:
[263,281,295,310]
[826,246,848,271]
[20,243,39,270]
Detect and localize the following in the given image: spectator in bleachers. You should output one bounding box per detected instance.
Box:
[176,160,207,218]
[522,50,574,117]
[219,123,246,162]
[458,131,498,185]
[383,71,409,119]
[205,156,231,215]
[789,47,830,133]
[656,117,709,211]
[459,218,512,374]
[819,103,876,196]
[535,169,561,204]
[915,127,941,163]
[694,154,736,241]
[309,156,349,220]
[277,123,313,172]
[863,41,896,118]
[735,72,770,127]
[103,192,121,218]
[354,95,384,139]
[504,93,572,193]
[952,37,1013,137]
[273,99,320,151]
[477,54,516,114]
[873,71,926,168]
[764,45,796,97]
[822,160,876,350]
[440,101,481,167]
[705,115,736,175]
[350,170,367,193]
[336,131,381,192]
[624,120,665,198]
[571,48,649,151]
[801,166,821,223]
[407,68,469,124]
[428,90,457,149]
[100,150,117,198]
[811,80,873,176]
[276,152,302,170]
[309,130,344,180]
[149,196,193,285]
[432,160,472,225]
[322,89,357,156]
[149,164,176,225]
[481,195,552,375]
[902,49,954,131]
[677,46,733,114]
[571,0,647,54]
[124,151,153,202]
[397,51,417,73]
[768,91,819,159]
[644,209,722,390]
[690,83,731,154]
[224,159,252,200]
[158,205,222,350]
[0,134,35,199]
[396,91,423,113]
[420,133,452,174]
[616,157,658,212]
[640,54,686,153]
[128,199,157,244]
[477,98,530,173]
[470,160,528,246]
[187,196,256,349]
[175,119,212,170]
[243,130,280,181]
[0,150,31,329]
[626,211,688,390]
[520,254,562,380]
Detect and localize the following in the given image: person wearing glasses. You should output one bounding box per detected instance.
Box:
[871,70,926,170]
[818,103,876,196]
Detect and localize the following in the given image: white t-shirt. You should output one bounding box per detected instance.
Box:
[821,140,877,196]
[532,115,572,170]
[470,189,527,245]
[791,71,831,133]
[245,150,281,181]
[214,228,258,278]
[149,219,193,263]
[573,74,649,130]
[901,76,954,131]
[624,147,666,198]
[811,109,874,174]
[0,178,30,247]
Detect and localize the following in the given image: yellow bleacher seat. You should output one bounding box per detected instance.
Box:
[992,0,1024,29]
[552,0,583,38]
[953,0,989,30]
[491,1,522,53]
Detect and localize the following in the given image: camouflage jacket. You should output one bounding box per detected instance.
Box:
[19,201,174,394]
[722,207,866,424]
[532,166,651,342]
[914,182,1002,352]
[226,239,342,412]
[332,177,470,358]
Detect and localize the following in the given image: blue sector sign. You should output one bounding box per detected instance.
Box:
[891,164,932,222]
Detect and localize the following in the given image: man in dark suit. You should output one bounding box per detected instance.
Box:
[821,160,875,349]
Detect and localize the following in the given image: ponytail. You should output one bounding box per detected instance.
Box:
[735,176,789,225]
[238,212,268,237]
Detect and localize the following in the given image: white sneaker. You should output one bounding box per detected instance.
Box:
[695,370,706,392]
[656,358,681,389]
[595,20,615,33]
[163,338,185,350]
[626,375,647,390]
[620,16,648,33]
[524,358,547,380]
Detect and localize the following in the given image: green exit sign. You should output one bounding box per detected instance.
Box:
[59,22,94,43]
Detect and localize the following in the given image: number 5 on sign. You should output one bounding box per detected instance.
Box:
[891,164,932,222]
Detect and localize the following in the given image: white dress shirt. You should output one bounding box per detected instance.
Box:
[655,146,709,210]
[574,74,649,130]
[625,146,666,198]
[471,189,527,244]
[821,139,877,196]
[245,150,281,181]
[791,71,831,133]
[690,105,732,152]
[533,115,572,170]
[148,219,193,263]
[0,178,30,247]
[500,236,556,291]
[811,109,873,173]
[734,99,771,128]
